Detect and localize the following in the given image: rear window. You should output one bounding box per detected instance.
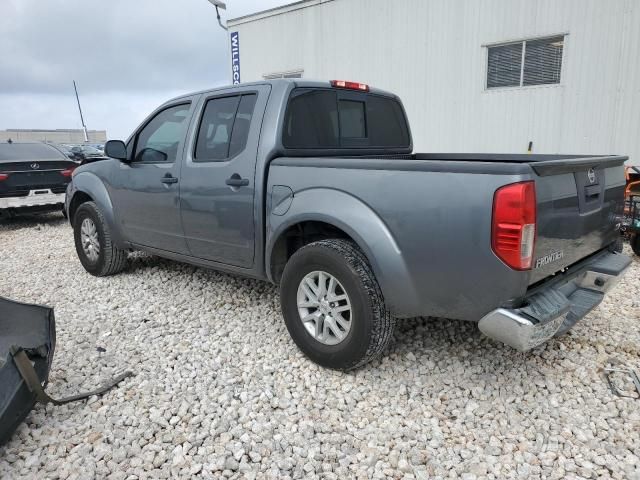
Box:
[0,143,65,161]
[283,88,410,149]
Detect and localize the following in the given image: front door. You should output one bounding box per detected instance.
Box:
[180,85,270,268]
[112,101,194,254]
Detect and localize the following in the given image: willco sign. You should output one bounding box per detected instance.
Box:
[230,31,241,84]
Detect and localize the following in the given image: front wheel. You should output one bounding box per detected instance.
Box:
[73,201,128,276]
[280,239,395,370]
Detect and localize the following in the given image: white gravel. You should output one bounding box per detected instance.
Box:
[1,213,639,479]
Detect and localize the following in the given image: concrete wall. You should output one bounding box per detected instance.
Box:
[0,129,107,143]
[229,0,640,165]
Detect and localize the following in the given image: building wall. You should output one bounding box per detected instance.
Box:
[0,129,107,143]
[229,0,640,164]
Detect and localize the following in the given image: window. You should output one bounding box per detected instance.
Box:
[134,104,190,163]
[263,70,303,80]
[0,143,66,161]
[366,96,410,147]
[487,42,523,88]
[229,95,257,158]
[486,35,564,89]
[283,90,339,148]
[339,100,366,138]
[194,94,257,161]
[283,88,410,149]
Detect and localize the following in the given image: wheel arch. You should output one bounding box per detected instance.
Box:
[266,188,420,317]
[68,190,93,224]
[68,172,125,247]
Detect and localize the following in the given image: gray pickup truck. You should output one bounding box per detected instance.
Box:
[65,79,630,369]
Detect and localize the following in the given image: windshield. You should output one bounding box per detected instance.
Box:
[0,143,66,161]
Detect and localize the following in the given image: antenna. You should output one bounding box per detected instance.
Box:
[73,80,89,142]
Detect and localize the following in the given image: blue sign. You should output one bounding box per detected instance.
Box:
[230,31,241,84]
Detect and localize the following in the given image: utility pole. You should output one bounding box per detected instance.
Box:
[206,0,232,84]
[73,80,89,142]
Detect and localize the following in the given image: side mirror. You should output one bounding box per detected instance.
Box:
[105,140,128,161]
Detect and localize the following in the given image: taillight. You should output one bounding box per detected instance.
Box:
[60,167,76,178]
[491,181,537,270]
[0,173,8,181]
[330,80,370,92]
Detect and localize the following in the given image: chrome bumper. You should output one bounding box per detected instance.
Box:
[0,190,65,209]
[479,251,631,351]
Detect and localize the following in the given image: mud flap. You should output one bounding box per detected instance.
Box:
[0,297,132,446]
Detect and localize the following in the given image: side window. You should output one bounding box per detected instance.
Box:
[134,104,190,163]
[194,93,257,162]
[229,95,257,158]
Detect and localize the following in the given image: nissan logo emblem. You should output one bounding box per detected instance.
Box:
[587,168,596,184]
[30,163,40,170]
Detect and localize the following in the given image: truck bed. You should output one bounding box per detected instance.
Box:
[270,152,627,318]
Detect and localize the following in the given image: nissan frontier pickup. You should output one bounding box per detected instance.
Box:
[65,79,630,369]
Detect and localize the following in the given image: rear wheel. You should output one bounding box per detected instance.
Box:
[632,234,640,256]
[280,239,395,370]
[73,201,128,276]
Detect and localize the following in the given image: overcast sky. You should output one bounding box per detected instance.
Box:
[0,0,290,139]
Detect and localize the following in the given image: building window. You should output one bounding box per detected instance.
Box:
[486,35,564,89]
[263,70,303,79]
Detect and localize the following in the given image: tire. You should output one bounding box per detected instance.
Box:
[280,239,395,370]
[632,234,640,256]
[73,201,128,276]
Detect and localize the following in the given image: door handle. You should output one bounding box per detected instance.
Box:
[226,174,249,187]
[161,174,178,184]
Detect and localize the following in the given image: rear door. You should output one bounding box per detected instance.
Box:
[179,84,269,267]
[111,100,194,254]
[530,159,626,283]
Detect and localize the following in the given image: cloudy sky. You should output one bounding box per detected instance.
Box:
[0,0,290,139]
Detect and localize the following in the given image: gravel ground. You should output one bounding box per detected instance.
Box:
[1,213,639,480]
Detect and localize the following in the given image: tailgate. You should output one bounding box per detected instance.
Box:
[529,156,627,284]
[0,161,75,197]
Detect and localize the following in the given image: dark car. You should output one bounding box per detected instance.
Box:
[0,141,77,218]
[63,144,107,165]
[53,143,83,162]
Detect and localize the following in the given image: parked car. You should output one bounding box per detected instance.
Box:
[87,143,105,153]
[65,79,630,369]
[62,144,107,165]
[0,141,77,218]
[51,143,82,162]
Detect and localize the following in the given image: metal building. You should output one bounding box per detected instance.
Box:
[228,0,640,164]
[0,129,107,144]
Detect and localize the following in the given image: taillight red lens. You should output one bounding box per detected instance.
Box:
[491,181,537,270]
[60,167,76,177]
[330,80,370,92]
[0,173,8,181]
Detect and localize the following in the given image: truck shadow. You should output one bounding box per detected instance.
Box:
[121,254,572,381]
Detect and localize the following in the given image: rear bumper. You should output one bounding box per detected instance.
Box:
[0,190,65,210]
[478,251,631,351]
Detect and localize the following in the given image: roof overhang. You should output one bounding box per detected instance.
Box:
[228,0,335,27]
